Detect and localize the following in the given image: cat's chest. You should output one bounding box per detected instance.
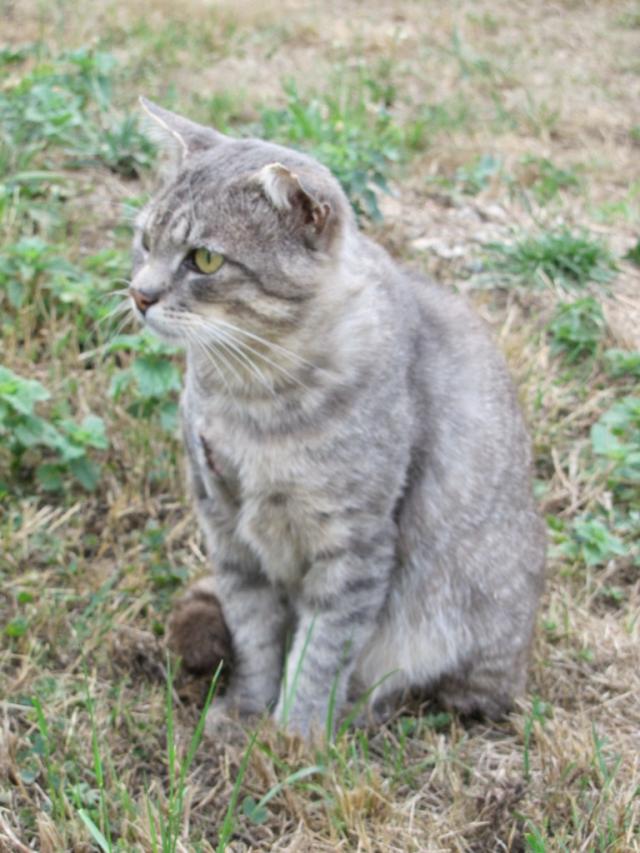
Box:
[188,407,316,585]
[189,407,295,491]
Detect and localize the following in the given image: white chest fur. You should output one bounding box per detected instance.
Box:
[188,404,318,588]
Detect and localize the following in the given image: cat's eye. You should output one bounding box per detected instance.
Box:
[190,248,224,275]
[141,232,151,252]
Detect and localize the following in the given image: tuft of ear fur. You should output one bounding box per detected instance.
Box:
[139,97,226,164]
[254,162,331,236]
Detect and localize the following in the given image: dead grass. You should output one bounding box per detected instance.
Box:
[1,0,640,850]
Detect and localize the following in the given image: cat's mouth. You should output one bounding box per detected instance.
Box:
[132,299,185,345]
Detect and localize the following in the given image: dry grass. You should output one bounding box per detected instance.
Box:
[1,1,639,850]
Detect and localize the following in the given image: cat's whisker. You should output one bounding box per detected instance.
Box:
[104,310,136,345]
[218,329,310,391]
[81,306,135,362]
[196,317,310,390]
[193,333,242,402]
[171,314,245,389]
[97,287,130,303]
[211,326,276,397]
[202,315,318,371]
[94,300,133,331]
[205,335,254,389]
[182,324,234,399]
[168,311,275,394]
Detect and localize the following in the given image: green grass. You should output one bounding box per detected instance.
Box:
[483,228,617,289]
[520,156,582,204]
[547,297,605,363]
[256,72,405,220]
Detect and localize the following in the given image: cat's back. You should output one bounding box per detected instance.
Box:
[367,243,527,455]
[371,249,542,549]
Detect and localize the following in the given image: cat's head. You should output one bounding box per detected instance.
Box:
[129,99,353,367]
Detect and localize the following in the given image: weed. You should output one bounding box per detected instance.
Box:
[521,91,560,138]
[258,75,403,220]
[404,96,473,149]
[593,181,640,224]
[520,156,581,204]
[522,697,553,781]
[468,12,502,34]
[483,229,616,289]
[591,396,640,496]
[0,45,154,181]
[455,153,502,195]
[73,113,156,178]
[547,297,605,363]
[604,349,640,379]
[0,366,108,491]
[216,729,261,852]
[559,516,628,567]
[0,239,126,353]
[0,237,76,311]
[242,764,324,826]
[447,28,497,79]
[624,238,640,266]
[524,821,548,852]
[107,332,182,430]
[194,90,250,133]
[160,659,222,852]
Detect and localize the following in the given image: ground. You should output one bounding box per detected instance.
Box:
[0,1,639,851]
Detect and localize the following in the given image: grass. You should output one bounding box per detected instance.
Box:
[256,70,405,220]
[483,228,617,289]
[1,1,639,850]
[547,297,605,364]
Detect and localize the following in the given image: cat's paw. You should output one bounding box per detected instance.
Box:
[167,578,232,676]
[204,703,245,742]
[273,700,325,742]
[204,700,265,743]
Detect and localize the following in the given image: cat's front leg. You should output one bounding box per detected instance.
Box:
[206,552,290,735]
[274,534,394,739]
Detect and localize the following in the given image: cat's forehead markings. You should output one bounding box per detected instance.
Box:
[148,205,192,248]
[169,213,190,245]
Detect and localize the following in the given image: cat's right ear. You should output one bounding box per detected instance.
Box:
[254,163,334,247]
[139,97,226,165]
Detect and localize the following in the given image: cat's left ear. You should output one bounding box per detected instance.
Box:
[139,97,226,162]
[254,163,332,244]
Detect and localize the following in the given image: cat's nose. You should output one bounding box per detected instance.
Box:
[130,287,161,314]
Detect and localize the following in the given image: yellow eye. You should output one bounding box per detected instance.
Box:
[192,248,224,274]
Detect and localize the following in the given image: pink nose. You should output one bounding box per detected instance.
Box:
[130,288,160,314]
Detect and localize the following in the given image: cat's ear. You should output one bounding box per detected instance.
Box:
[254,163,332,241]
[139,97,226,162]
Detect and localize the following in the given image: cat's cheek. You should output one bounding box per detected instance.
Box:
[142,310,186,345]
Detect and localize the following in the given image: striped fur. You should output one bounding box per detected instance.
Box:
[131,102,546,738]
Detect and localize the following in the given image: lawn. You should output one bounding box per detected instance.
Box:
[1,1,639,850]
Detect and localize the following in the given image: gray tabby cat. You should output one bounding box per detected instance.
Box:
[130,98,546,738]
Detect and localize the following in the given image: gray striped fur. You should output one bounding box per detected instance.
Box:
[131,101,546,738]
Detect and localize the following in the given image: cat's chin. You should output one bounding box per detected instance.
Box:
[140,314,185,346]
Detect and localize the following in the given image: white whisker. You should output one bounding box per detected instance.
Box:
[183,324,234,399]
[97,287,130,303]
[214,325,309,390]
[212,326,276,396]
[204,316,318,370]
[95,300,132,327]
[168,313,244,388]
[104,310,135,344]
[194,317,310,389]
